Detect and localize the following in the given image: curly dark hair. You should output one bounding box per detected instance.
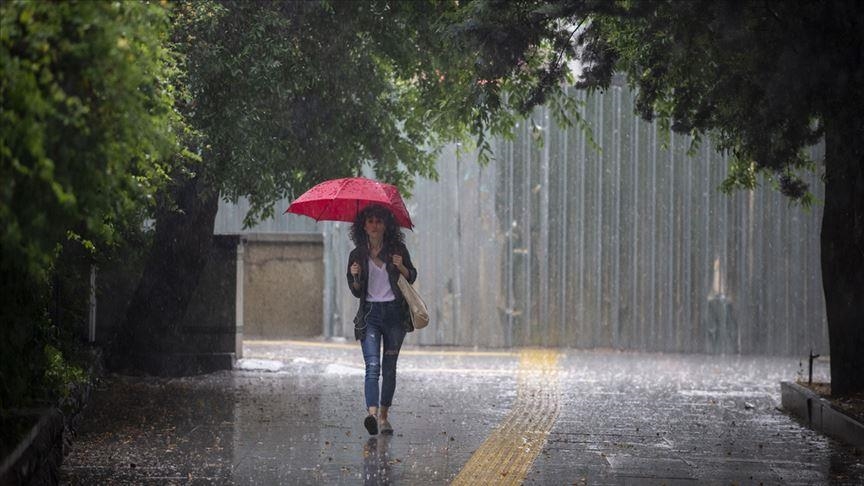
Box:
[349,204,405,249]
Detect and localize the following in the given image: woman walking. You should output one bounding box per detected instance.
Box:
[348,204,417,436]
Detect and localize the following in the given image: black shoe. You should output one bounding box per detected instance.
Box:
[364,414,378,435]
[379,418,393,435]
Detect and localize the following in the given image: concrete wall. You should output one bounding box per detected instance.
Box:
[240,234,323,339]
[96,235,240,374]
[94,231,323,369]
[178,234,240,369]
[95,256,145,346]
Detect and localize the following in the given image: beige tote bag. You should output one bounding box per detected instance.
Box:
[397,274,429,329]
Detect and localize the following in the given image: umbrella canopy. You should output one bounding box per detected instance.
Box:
[285,177,414,229]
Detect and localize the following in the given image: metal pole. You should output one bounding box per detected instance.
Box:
[235,239,245,359]
[808,349,820,385]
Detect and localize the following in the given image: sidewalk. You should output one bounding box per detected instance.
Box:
[60,340,864,484]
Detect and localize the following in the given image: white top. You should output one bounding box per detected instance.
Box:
[366,257,395,302]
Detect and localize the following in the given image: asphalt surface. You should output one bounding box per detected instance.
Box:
[60,339,864,485]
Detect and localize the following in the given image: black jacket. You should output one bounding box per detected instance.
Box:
[347,242,417,340]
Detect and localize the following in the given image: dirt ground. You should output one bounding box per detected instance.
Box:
[802,381,864,425]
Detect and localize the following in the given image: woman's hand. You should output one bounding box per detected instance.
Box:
[350,261,361,289]
[392,254,408,278]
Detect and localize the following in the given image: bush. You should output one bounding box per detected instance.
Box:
[0,0,181,413]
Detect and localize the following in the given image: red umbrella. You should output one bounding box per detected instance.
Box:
[285,177,414,229]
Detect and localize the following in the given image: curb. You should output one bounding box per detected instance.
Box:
[0,347,103,485]
[0,408,64,486]
[781,381,864,447]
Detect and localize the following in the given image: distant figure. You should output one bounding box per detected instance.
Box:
[347,204,417,435]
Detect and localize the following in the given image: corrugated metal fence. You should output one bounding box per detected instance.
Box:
[217,85,828,356]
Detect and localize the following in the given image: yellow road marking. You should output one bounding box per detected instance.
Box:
[451,349,561,485]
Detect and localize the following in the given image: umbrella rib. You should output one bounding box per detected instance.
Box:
[313,178,354,222]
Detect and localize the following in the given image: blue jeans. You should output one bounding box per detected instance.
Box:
[360,301,406,409]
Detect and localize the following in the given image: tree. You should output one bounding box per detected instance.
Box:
[0,1,182,408]
[447,0,864,395]
[116,0,482,371]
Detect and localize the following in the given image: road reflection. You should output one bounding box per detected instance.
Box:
[363,435,392,485]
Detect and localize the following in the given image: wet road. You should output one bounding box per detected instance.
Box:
[61,340,863,484]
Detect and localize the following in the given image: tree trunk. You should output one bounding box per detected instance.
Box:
[821,105,864,396]
[113,172,219,375]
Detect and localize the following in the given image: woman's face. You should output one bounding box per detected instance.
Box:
[364,216,385,240]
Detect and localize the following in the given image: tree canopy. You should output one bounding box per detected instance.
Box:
[175,0,466,225]
[1,0,182,278]
[447,0,863,199]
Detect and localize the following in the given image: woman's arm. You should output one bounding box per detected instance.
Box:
[347,249,364,298]
[396,244,417,284]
